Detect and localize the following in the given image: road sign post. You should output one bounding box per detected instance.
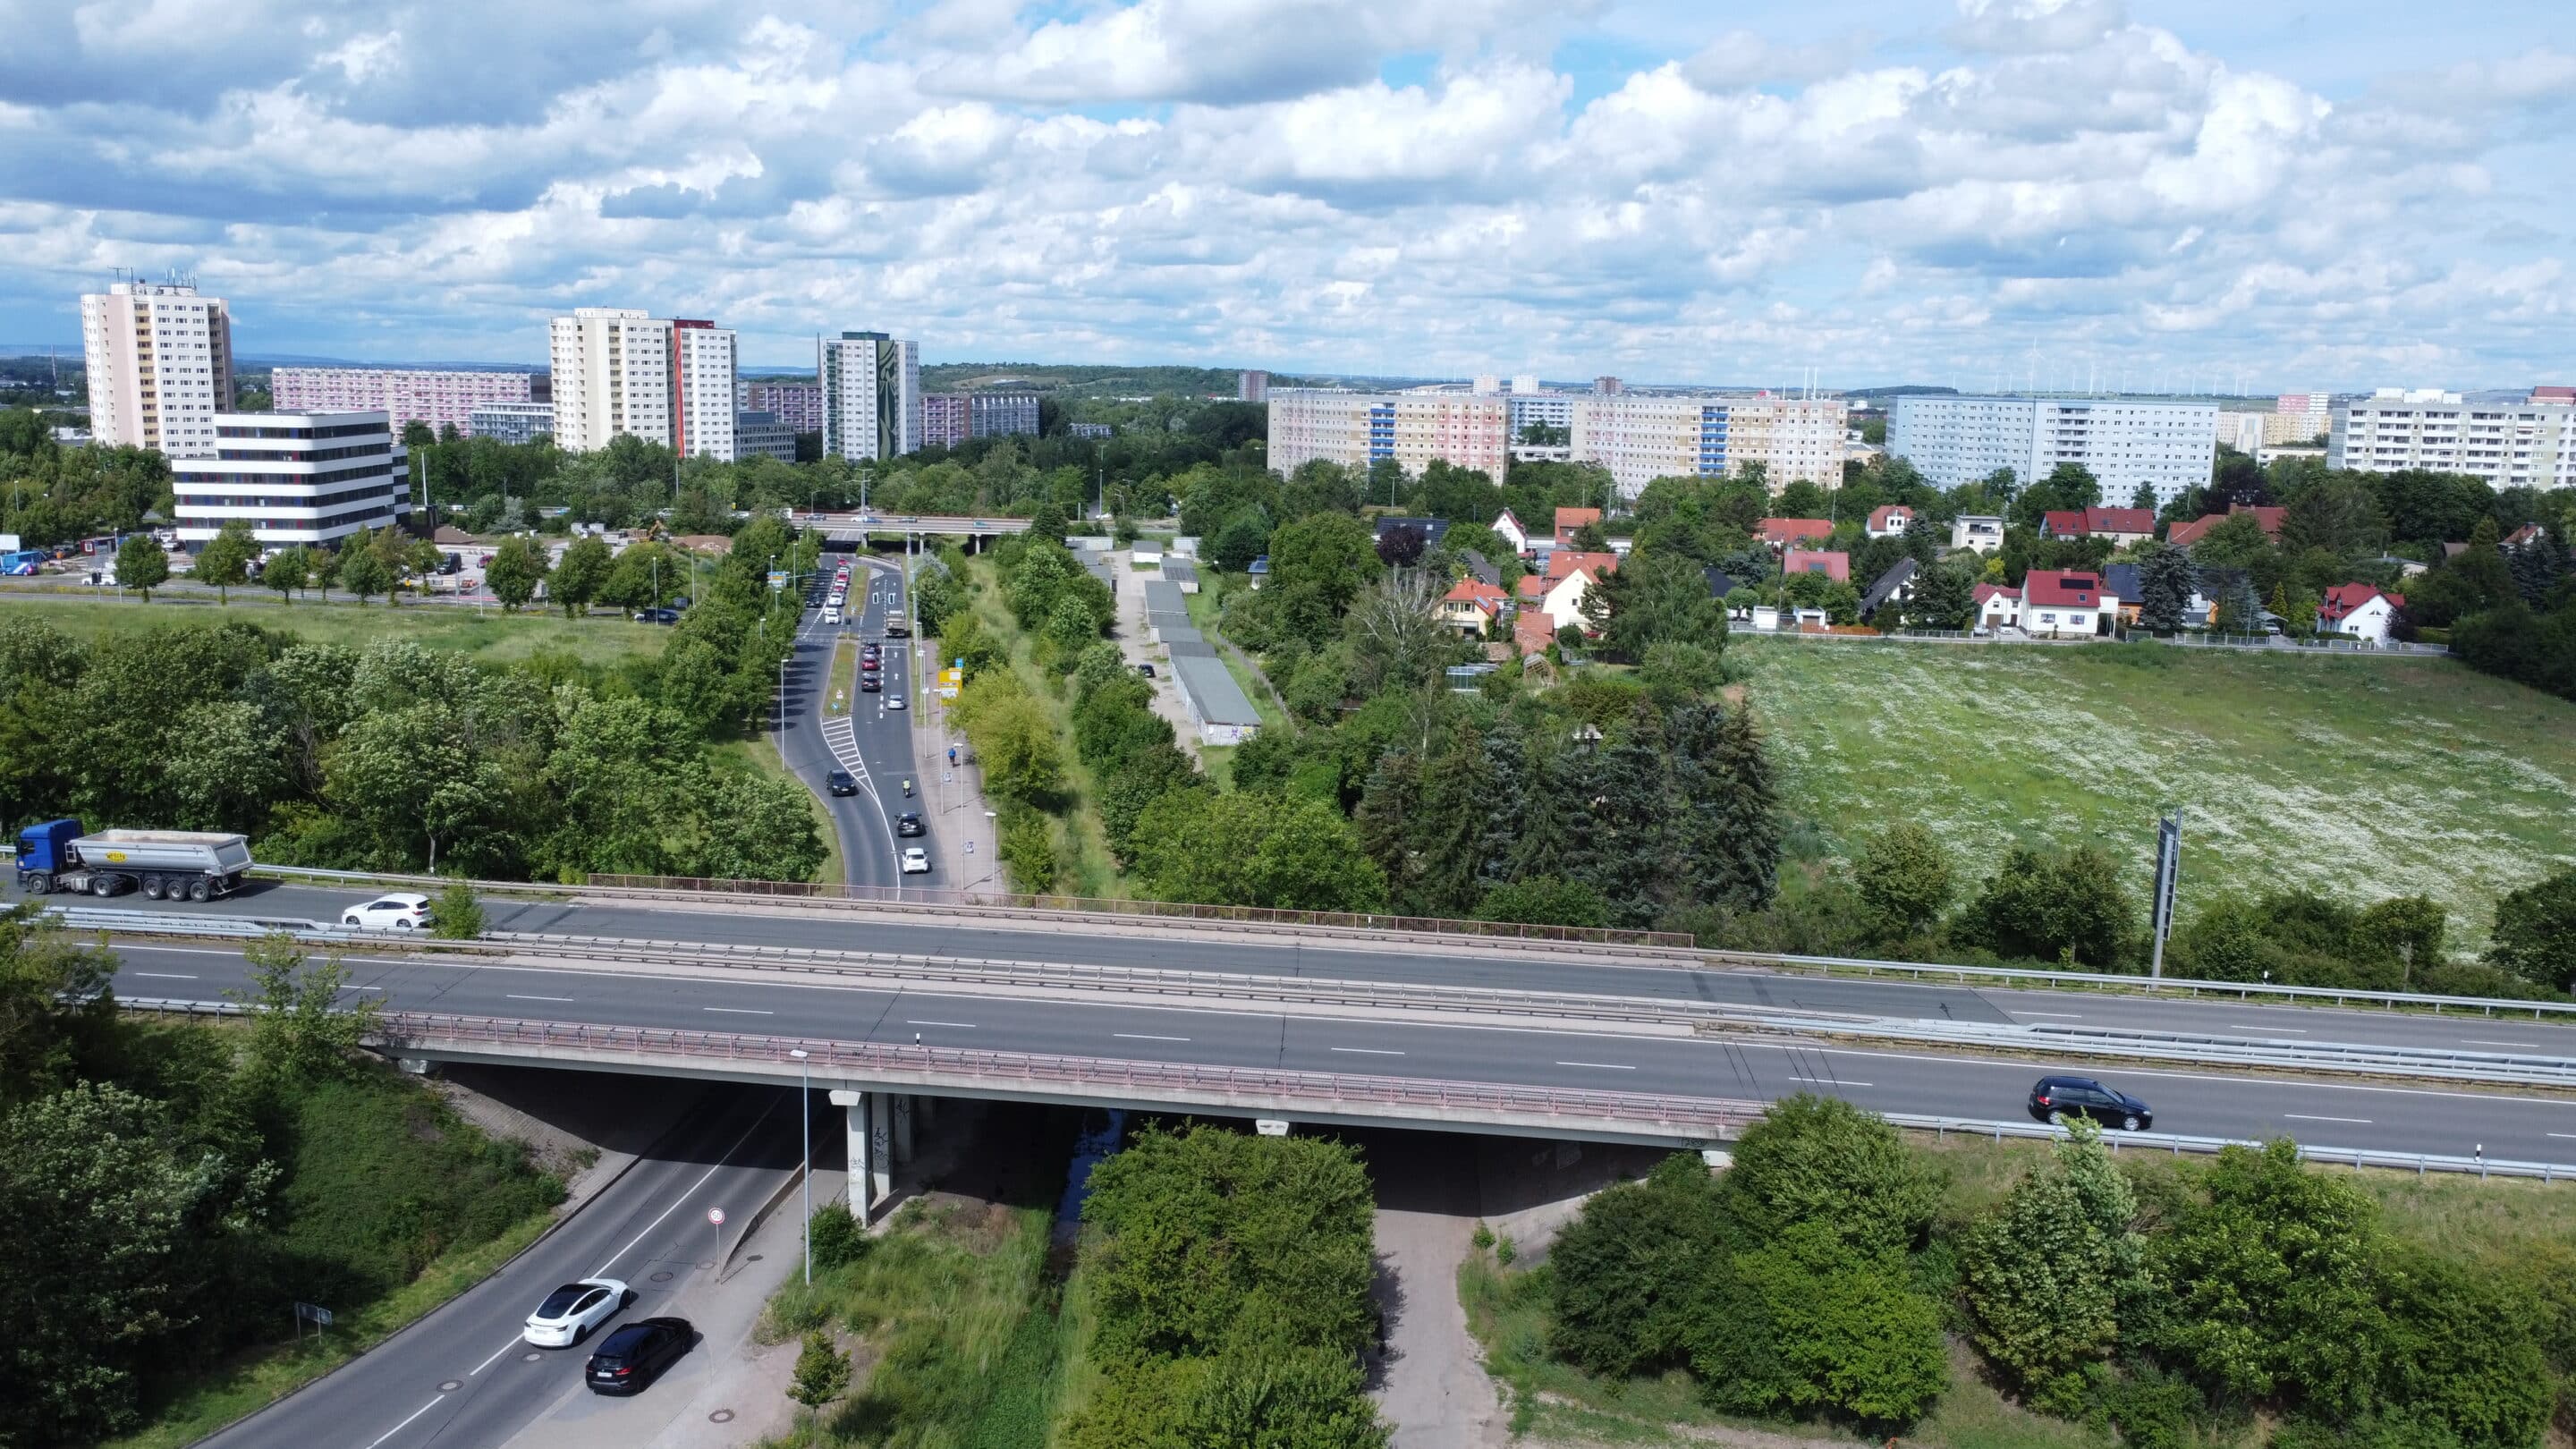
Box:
[708,1206,725,1266]
[2148,808,2182,980]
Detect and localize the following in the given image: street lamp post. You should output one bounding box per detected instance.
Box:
[790,1047,811,1285]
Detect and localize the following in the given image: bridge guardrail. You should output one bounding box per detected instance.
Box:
[113,1002,2553,1182]
[1732,950,2576,1020]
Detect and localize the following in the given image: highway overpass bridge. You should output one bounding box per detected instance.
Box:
[797,511,1030,545]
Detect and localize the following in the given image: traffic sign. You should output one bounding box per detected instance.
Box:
[707,1208,726,1227]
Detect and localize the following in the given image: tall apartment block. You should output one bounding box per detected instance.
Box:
[547,308,738,461]
[272,367,531,434]
[1569,394,1848,496]
[921,394,970,448]
[470,402,555,445]
[2326,389,2576,488]
[738,381,824,433]
[1889,395,2217,510]
[169,411,409,545]
[819,331,920,462]
[1266,391,1513,479]
[2269,392,2332,446]
[1238,369,1269,402]
[970,392,1040,439]
[80,279,233,458]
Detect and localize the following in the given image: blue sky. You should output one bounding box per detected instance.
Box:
[3,0,2571,391]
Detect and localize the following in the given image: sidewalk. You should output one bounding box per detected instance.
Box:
[911,641,1001,894]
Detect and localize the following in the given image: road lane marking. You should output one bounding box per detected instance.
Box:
[1555,1061,1635,1071]
[508,994,576,1003]
[1789,1074,1875,1087]
[906,1019,976,1029]
[2010,1011,2082,1018]
[130,971,197,979]
[703,1006,775,1015]
[2462,1039,2545,1049]
[363,1396,443,1448]
[469,1338,519,1375]
[2284,1114,2372,1124]
[593,1108,776,1276]
[1329,1046,1405,1055]
[1114,1032,1190,1042]
[2549,1132,2576,1140]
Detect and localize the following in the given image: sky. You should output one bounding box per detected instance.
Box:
[3,0,2572,391]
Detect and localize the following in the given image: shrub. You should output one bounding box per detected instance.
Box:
[809,1201,866,1271]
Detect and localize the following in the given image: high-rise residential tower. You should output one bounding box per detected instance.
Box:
[819,331,920,462]
[547,307,738,460]
[80,278,234,458]
[1889,395,2217,510]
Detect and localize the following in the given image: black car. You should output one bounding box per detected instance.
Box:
[896,811,925,836]
[826,769,859,797]
[2028,1076,2152,1131]
[860,674,881,691]
[585,1317,693,1395]
[631,606,680,625]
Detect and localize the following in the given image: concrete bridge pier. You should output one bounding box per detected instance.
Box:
[826,1090,925,1226]
[893,1094,915,1165]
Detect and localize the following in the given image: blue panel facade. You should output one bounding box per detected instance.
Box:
[1697,405,1730,475]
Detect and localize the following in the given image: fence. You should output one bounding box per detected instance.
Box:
[1734,949,2576,1020]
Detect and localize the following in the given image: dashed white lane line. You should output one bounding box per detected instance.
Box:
[703,1006,774,1015]
[131,971,197,979]
[1789,1074,1875,1087]
[2284,1113,2372,1124]
[1329,1046,1404,1056]
[507,994,575,1003]
[2462,1039,2546,1049]
[1555,1061,1635,1071]
[907,1019,976,1029]
[1114,1032,1190,1042]
[2010,1011,2082,1018]
[363,1396,442,1449]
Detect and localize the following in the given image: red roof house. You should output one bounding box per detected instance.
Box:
[2020,569,2114,638]
[1866,504,1914,538]
[2040,506,2157,541]
[1553,506,1602,548]
[2319,582,2406,642]
[2166,504,2286,549]
[1973,581,2021,630]
[1782,549,1849,583]
[1758,517,1835,548]
[1438,577,1510,637]
[1545,549,1619,580]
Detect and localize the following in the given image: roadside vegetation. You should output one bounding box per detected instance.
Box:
[0,919,564,1449]
[1465,1097,2576,1449]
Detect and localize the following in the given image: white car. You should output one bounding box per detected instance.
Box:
[823,608,842,625]
[886,695,907,711]
[524,1277,631,1348]
[900,847,930,875]
[342,893,434,931]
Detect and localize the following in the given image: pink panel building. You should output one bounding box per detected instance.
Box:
[271,367,533,433]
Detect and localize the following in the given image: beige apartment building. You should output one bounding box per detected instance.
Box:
[1266,390,1512,478]
[547,307,739,460]
[80,280,234,458]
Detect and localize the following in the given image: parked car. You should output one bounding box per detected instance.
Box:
[896,811,924,836]
[524,1277,631,1347]
[341,893,434,931]
[2027,1076,2153,1131]
[586,1317,694,1395]
[632,606,680,625]
[826,769,859,797]
[900,846,930,874]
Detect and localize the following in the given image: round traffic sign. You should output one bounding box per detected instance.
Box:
[707,1208,726,1227]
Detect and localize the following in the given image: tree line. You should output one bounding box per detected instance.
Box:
[1531,1097,2573,1445]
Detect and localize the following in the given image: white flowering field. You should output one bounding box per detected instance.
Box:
[1733,639,2576,941]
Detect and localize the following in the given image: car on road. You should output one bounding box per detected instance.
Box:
[822,608,841,625]
[631,606,680,625]
[860,674,881,692]
[826,769,859,796]
[896,811,924,836]
[886,695,906,710]
[586,1317,694,1394]
[2027,1076,2153,1131]
[860,657,880,674]
[524,1277,631,1347]
[900,846,930,874]
[341,893,434,931]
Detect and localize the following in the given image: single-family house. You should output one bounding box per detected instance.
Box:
[1866,504,1915,539]
[1859,558,1917,623]
[2504,523,2547,552]
[2101,563,2144,627]
[1460,548,1502,587]
[1973,582,2021,631]
[1375,515,1450,553]
[1758,517,1835,550]
[2189,565,2251,627]
[2039,507,2157,546]
[2319,583,2406,643]
[1438,577,1510,638]
[1546,549,1620,581]
[1492,509,1532,555]
[1514,573,1546,605]
[1950,515,2005,554]
[2021,569,2118,639]
[1782,548,1849,583]
[1540,566,1603,634]
[2166,504,2286,550]
[1245,555,1270,589]
[1554,506,1602,549]
[1513,608,1558,657]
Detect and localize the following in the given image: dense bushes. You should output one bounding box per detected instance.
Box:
[1065,1125,1385,1449]
[1540,1111,2572,1445]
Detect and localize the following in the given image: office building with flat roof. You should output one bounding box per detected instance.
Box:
[171,411,409,545]
[735,410,797,462]
[470,401,555,445]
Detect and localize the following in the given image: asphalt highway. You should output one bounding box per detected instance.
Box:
[47,876,2576,1062]
[777,550,938,891]
[108,942,2576,1163]
[198,1086,803,1449]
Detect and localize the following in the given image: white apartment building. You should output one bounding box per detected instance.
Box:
[80,280,234,458]
[1506,392,1575,438]
[1889,395,2218,510]
[819,331,921,462]
[2269,392,2331,446]
[2217,411,2267,453]
[1724,396,1848,488]
[1568,394,1846,496]
[271,367,531,434]
[1266,390,1511,478]
[2326,389,2576,488]
[168,411,409,545]
[547,308,738,460]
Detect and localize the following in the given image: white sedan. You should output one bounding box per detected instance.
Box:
[524,1277,631,1347]
[900,847,930,874]
[886,695,907,711]
[342,893,434,931]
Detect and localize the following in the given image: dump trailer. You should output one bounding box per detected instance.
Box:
[13,819,254,901]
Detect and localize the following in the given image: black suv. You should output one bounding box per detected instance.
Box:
[2028,1076,2152,1131]
[896,811,925,836]
[826,769,859,797]
[585,1316,693,1395]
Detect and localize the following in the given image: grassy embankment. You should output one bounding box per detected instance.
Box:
[1733,639,2576,944]
[1178,572,1289,790]
[1458,1136,2576,1449]
[0,592,671,666]
[959,555,1123,897]
[101,1057,564,1449]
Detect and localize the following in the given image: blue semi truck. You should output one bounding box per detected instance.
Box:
[13,819,255,901]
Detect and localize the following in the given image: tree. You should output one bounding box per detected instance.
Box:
[0,906,116,1106]
[1345,568,1447,696]
[1374,521,1427,568]
[1583,549,1726,658]
[1212,507,1271,572]
[430,879,486,939]
[1961,845,2137,969]
[231,932,377,1086]
[264,544,309,605]
[1550,1154,1725,1376]
[485,535,546,612]
[1902,559,1976,631]
[549,534,612,617]
[193,521,257,605]
[788,1330,852,1411]
[2133,539,2198,634]
[114,534,167,602]
[1477,875,1610,928]
[1961,1122,2144,1412]
[336,541,392,605]
[1852,822,1953,943]
[2485,865,2576,991]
